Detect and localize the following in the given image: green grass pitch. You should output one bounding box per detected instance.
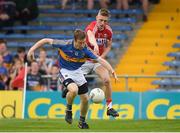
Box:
[0,119,180,132]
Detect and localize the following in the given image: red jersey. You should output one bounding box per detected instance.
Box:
[85,21,113,55]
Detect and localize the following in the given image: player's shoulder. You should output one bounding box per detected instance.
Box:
[105,24,113,33]
[53,39,73,45]
[87,21,96,28]
[89,21,96,25]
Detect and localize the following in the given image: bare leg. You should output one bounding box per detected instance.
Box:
[99,0,109,8]
[61,0,68,9]
[95,65,112,102]
[140,0,149,21]
[78,93,89,129]
[87,0,94,10]
[79,93,89,117]
[66,83,78,105]
[65,83,78,124]
[95,65,119,117]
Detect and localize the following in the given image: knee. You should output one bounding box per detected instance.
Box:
[102,76,111,85]
[69,88,78,96]
[82,96,89,104]
[67,83,78,96]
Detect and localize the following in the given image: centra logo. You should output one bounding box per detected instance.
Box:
[0,101,16,118]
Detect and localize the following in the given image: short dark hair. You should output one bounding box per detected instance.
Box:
[0,39,7,45]
[74,29,86,41]
[98,8,111,17]
[17,47,26,53]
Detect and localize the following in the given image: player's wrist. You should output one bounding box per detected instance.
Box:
[111,70,115,75]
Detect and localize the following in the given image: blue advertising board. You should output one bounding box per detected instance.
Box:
[25,91,180,119]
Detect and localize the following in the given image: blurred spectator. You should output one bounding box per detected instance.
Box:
[9,57,24,90]
[26,60,47,91]
[61,0,68,9]
[36,48,53,75]
[0,54,8,90]
[49,65,62,91]
[14,0,39,34]
[140,0,149,22]
[14,46,27,63]
[116,0,129,18]
[60,0,82,9]
[130,0,149,21]
[87,0,109,17]
[0,39,13,71]
[0,0,16,34]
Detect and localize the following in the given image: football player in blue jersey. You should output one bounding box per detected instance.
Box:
[27,29,117,129]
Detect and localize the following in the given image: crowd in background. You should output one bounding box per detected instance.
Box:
[0,0,39,34]
[0,0,160,91]
[0,39,62,91]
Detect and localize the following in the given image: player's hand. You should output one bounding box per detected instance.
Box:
[94,45,99,55]
[112,71,118,83]
[27,50,35,61]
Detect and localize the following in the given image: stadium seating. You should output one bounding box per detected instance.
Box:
[173,43,180,48]
[39,9,143,15]
[163,61,180,67]
[2,25,133,32]
[157,70,179,76]
[167,52,180,59]
[0,33,128,40]
[36,17,137,23]
[112,0,180,92]
[37,0,60,5]
[152,79,180,86]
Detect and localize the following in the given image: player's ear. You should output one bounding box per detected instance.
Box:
[96,15,98,20]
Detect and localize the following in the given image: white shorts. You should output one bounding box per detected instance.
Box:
[59,68,87,86]
[81,61,101,74]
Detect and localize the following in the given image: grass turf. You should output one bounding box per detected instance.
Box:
[0,119,180,132]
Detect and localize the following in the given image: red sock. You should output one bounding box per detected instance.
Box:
[106,99,112,109]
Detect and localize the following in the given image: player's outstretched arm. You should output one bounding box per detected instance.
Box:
[97,57,118,82]
[27,38,53,61]
[87,30,99,55]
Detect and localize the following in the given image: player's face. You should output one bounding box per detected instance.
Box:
[74,38,86,50]
[96,15,109,30]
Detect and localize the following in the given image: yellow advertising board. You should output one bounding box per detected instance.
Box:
[0,91,23,118]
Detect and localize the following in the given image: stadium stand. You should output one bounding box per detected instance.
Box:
[111,0,180,91]
[1,0,144,90]
[2,25,133,31]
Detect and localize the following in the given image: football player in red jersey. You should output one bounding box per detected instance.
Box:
[62,9,119,117]
[81,8,119,117]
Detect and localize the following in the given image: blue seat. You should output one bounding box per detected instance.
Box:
[7,41,124,50]
[156,70,177,76]
[37,17,137,23]
[2,25,133,31]
[37,0,60,5]
[163,61,180,67]
[0,34,72,39]
[152,79,180,86]
[7,42,52,48]
[172,80,180,86]
[0,33,128,40]
[39,9,143,15]
[112,42,123,49]
[107,51,116,59]
[152,79,172,86]
[172,43,180,48]
[167,52,180,58]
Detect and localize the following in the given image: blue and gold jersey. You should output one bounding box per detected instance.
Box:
[52,39,98,70]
